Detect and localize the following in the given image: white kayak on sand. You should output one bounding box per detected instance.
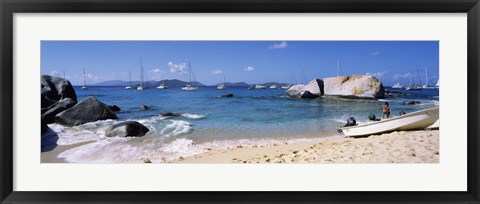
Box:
[339,107,439,137]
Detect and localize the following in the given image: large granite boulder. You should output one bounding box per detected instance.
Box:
[323,75,385,99]
[287,84,305,98]
[55,96,117,126]
[286,80,322,99]
[304,79,324,96]
[41,98,76,124]
[41,75,77,108]
[105,121,149,137]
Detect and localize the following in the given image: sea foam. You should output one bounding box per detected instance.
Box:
[160,120,192,138]
[181,113,206,119]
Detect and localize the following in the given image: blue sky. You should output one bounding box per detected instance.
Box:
[41,41,439,86]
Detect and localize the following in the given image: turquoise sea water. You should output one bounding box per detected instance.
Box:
[48,86,439,163]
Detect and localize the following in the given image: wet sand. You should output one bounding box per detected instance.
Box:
[41,141,95,163]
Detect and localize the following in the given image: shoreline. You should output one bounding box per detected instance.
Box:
[41,130,439,164]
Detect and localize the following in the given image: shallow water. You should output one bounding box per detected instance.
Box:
[49,86,439,163]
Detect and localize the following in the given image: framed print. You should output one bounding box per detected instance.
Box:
[1,0,479,203]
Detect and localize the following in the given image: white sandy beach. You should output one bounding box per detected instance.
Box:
[172,130,439,164]
[42,130,438,163]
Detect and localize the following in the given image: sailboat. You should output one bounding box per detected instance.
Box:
[280,84,292,89]
[392,83,403,89]
[81,68,88,90]
[125,69,132,89]
[436,78,439,88]
[254,84,267,89]
[421,66,436,89]
[301,67,307,85]
[137,58,144,91]
[281,71,296,89]
[405,75,421,90]
[181,61,199,91]
[157,76,168,89]
[405,67,422,90]
[270,77,278,89]
[217,71,226,89]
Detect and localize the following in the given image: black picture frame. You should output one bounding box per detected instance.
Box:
[1,0,479,203]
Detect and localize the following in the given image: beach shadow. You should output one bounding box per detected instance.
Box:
[41,127,59,152]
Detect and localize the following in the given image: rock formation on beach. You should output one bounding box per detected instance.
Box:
[55,96,118,126]
[323,75,385,99]
[41,75,77,108]
[105,121,149,137]
[304,79,324,96]
[109,105,121,112]
[41,98,77,124]
[286,79,324,99]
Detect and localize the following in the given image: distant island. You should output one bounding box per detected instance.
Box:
[92,79,288,87]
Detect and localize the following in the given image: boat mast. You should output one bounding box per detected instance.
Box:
[425,66,428,86]
[140,58,144,86]
[337,60,340,77]
[129,68,132,87]
[144,72,149,87]
[302,66,307,84]
[191,62,197,84]
[415,65,422,85]
[188,61,192,85]
[82,68,87,87]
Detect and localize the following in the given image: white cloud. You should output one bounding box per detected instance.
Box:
[365,71,386,78]
[85,73,102,82]
[369,51,381,56]
[393,73,411,80]
[268,41,288,49]
[212,69,223,75]
[51,70,62,77]
[151,68,164,74]
[168,61,187,75]
[149,68,166,80]
[244,66,255,72]
[68,72,103,85]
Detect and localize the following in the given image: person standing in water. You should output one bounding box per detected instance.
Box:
[380,102,391,119]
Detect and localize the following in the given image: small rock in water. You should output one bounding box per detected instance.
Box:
[161,112,181,117]
[139,105,150,110]
[109,105,121,112]
[403,101,421,105]
[143,158,152,163]
[220,92,234,98]
[105,121,149,137]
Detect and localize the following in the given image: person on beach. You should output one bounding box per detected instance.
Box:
[379,102,391,119]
